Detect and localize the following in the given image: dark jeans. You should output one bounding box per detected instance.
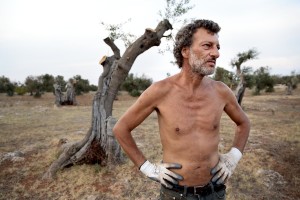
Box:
[160,182,226,200]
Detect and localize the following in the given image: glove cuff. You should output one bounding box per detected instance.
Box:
[229,147,242,162]
[139,160,148,170]
[140,160,150,171]
[140,160,155,176]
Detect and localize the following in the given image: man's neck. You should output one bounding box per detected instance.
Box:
[179,65,206,92]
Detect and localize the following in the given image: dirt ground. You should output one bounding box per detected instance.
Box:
[0,86,299,200]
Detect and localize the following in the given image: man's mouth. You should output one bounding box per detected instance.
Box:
[206,60,216,66]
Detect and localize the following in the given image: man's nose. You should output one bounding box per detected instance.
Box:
[210,47,220,58]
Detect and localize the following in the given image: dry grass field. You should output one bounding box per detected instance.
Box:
[0,85,299,200]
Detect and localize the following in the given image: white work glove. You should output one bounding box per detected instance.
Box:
[211,147,242,184]
[139,160,183,188]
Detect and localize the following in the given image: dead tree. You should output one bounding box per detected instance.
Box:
[53,79,77,106]
[43,19,173,179]
[64,79,77,105]
[53,83,64,106]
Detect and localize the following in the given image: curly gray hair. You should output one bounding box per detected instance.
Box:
[173,19,221,68]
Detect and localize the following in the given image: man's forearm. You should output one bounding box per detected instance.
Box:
[233,121,250,153]
[113,128,146,168]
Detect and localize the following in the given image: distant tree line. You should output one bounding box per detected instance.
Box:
[0,73,153,97]
[120,73,153,97]
[0,74,97,97]
[0,69,298,97]
[213,66,299,95]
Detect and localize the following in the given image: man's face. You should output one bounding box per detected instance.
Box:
[188,28,220,76]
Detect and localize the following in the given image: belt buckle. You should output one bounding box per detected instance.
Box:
[194,185,206,196]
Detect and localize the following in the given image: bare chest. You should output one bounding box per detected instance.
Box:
[157,92,225,134]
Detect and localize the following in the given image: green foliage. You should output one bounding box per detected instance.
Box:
[24,74,67,97]
[121,73,153,96]
[129,89,142,97]
[253,66,274,95]
[272,73,298,86]
[89,84,98,92]
[157,0,194,55]
[5,82,15,96]
[101,19,136,48]
[244,73,255,89]
[213,66,256,90]
[33,91,42,98]
[158,0,194,24]
[73,75,90,95]
[241,66,255,89]
[272,71,299,94]
[25,75,43,96]
[54,75,67,89]
[41,74,55,92]
[230,48,259,69]
[213,67,236,87]
[230,48,258,104]
[0,76,15,96]
[1,74,104,98]
[15,84,27,95]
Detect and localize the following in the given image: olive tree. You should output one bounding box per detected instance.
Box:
[43,0,194,179]
[230,48,259,105]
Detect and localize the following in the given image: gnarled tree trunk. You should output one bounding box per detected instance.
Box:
[286,83,293,95]
[235,68,245,105]
[65,80,77,105]
[53,83,64,106]
[53,79,77,106]
[231,48,258,105]
[43,19,172,180]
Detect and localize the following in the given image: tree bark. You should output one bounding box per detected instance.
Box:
[235,81,245,105]
[65,80,77,105]
[235,66,245,105]
[286,83,293,95]
[53,80,77,106]
[43,19,172,180]
[231,48,258,105]
[53,83,64,106]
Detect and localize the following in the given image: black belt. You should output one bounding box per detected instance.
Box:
[166,183,226,196]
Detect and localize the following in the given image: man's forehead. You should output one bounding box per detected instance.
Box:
[193,28,219,43]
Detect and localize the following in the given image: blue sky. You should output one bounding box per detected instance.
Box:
[1,0,300,85]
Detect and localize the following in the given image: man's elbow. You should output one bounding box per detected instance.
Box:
[113,121,130,140]
[113,124,121,139]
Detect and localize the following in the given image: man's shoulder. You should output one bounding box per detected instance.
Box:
[150,76,176,93]
[205,78,232,94]
[137,77,174,107]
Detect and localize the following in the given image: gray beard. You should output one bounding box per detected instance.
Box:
[189,50,215,76]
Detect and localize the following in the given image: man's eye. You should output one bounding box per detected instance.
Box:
[203,44,211,48]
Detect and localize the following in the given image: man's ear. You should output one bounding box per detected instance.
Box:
[181,47,190,58]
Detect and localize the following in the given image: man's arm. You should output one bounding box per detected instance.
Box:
[113,82,183,188]
[211,83,250,184]
[223,87,250,153]
[113,84,158,167]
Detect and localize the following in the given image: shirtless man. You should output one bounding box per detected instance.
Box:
[113,19,250,200]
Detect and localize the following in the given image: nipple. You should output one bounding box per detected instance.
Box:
[175,127,180,133]
[213,124,218,130]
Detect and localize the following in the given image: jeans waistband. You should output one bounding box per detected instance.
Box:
[164,182,226,196]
